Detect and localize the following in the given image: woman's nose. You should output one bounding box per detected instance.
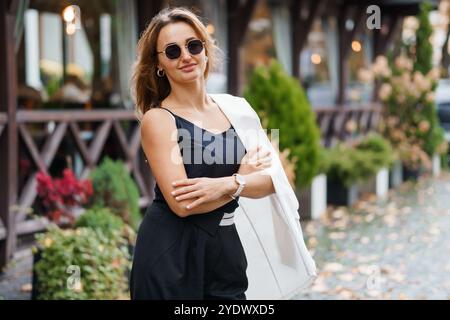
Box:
[180,46,192,60]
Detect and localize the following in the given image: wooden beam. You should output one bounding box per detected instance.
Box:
[15,122,68,223]
[337,4,367,105]
[136,0,164,36]
[291,0,322,78]
[17,109,136,123]
[18,124,47,173]
[227,0,257,95]
[7,0,19,14]
[87,120,112,165]
[69,122,94,167]
[373,12,400,60]
[0,5,18,268]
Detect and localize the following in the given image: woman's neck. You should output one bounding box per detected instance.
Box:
[164,79,210,112]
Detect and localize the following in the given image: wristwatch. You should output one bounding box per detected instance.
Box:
[230,173,246,199]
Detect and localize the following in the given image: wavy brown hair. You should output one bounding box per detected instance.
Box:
[132,7,223,121]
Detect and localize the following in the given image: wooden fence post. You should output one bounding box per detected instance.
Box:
[0,3,18,270]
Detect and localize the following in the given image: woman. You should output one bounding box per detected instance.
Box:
[130,7,275,300]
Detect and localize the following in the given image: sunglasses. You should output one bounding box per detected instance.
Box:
[157,39,205,60]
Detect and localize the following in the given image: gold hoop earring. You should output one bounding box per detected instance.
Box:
[157,68,165,77]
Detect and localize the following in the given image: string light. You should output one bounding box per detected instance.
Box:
[351,40,362,52]
[63,6,76,23]
[62,5,81,35]
[206,23,215,35]
[311,53,322,64]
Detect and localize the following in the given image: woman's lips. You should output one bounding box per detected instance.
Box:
[180,64,196,72]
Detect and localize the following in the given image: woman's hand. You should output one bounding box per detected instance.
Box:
[238,145,273,175]
[171,177,236,210]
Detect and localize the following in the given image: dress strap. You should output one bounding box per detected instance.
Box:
[158,107,179,127]
[159,107,177,117]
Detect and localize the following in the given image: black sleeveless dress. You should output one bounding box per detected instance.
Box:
[130,107,248,300]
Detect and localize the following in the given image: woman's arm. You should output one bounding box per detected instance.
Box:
[226,171,275,199]
[178,171,278,214]
[171,146,275,212]
[140,109,235,218]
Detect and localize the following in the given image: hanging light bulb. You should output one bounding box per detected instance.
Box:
[66,23,76,35]
[63,6,76,23]
[62,5,81,35]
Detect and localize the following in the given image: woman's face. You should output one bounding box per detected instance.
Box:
[156,22,207,84]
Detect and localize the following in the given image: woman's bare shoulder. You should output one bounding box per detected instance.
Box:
[140,107,176,140]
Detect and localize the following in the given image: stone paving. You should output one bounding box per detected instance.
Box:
[0,247,33,300]
[293,171,450,300]
[1,171,449,300]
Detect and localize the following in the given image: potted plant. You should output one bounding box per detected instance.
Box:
[243,60,324,220]
[353,133,394,199]
[75,207,136,256]
[363,2,447,179]
[320,144,361,206]
[31,225,130,300]
[359,2,447,180]
[389,158,403,189]
[321,136,392,206]
[35,168,93,226]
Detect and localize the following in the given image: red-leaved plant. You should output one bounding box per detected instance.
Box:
[36,169,93,224]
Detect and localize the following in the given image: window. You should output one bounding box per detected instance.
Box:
[17,0,137,110]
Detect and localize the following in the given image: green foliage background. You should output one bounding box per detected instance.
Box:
[243,60,321,187]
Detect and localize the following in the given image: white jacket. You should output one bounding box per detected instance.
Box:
[209,93,317,300]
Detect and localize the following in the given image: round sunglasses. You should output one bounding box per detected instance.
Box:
[157,39,205,60]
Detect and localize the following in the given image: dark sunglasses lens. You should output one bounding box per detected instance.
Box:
[188,40,204,55]
[165,45,181,59]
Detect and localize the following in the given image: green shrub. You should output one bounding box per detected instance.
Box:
[89,157,141,230]
[321,134,394,187]
[33,226,130,300]
[320,145,365,187]
[75,207,124,237]
[243,60,321,187]
[354,133,395,169]
[75,207,136,246]
[414,1,433,75]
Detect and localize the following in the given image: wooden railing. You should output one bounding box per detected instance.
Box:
[0,109,154,246]
[0,104,382,268]
[315,103,382,147]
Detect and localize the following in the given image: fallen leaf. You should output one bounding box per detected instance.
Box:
[308,237,318,247]
[365,213,375,223]
[428,226,440,236]
[337,273,354,282]
[383,215,397,227]
[323,262,344,273]
[21,283,32,292]
[366,289,382,298]
[360,236,370,244]
[329,232,347,240]
[387,233,398,241]
[336,288,356,299]
[331,208,346,219]
[398,293,409,300]
[310,276,329,293]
